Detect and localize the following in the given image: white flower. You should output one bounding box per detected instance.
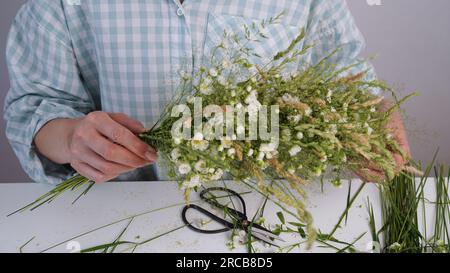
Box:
[260,142,277,153]
[282,93,297,103]
[183,175,201,189]
[289,145,302,156]
[288,115,302,123]
[222,60,231,69]
[199,84,210,95]
[195,160,208,173]
[327,89,333,97]
[227,148,236,157]
[320,155,328,163]
[257,151,265,161]
[173,137,182,145]
[296,132,304,140]
[171,148,181,161]
[246,85,252,92]
[282,129,291,140]
[178,163,192,175]
[370,106,377,113]
[186,95,195,104]
[288,168,295,174]
[367,126,374,135]
[221,138,233,148]
[304,108,312,116]
[218,75,227,85]
[191,132,209,151]
[180,70,191,81]
[247,149,254,157]
[245,90,260,105]
[199,78,213,95]
[209,68,218,77]
[211,169,224,181]
[331,107,337,113]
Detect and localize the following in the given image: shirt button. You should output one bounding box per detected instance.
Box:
[176,8,184,16]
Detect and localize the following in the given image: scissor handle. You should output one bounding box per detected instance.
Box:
[181,204,233,234]
[199,187,247,220]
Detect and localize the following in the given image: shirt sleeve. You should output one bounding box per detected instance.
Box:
[3,1,95,184]
[303,0,381,96]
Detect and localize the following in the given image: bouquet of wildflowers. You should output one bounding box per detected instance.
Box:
[11,15,417,245]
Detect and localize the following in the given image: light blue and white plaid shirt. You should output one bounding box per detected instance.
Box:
[4,0,378,184]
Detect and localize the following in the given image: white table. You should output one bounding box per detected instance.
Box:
[0,179,438,253]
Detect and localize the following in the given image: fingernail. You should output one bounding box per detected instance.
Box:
[145,151,156,162]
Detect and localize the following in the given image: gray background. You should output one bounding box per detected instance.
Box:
[1,0,449,182]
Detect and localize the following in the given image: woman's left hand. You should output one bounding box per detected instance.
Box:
[354,99,411,183]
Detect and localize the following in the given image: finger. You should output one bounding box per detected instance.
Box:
[88,113,155,160]
[109,113,146,134]
[75,145,139,176]
[86,132,157,167]
[71,161,113,184]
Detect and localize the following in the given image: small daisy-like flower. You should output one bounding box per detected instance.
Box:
[260,142,277,153]
[211,169,224,181]
[227,148,236,157]
[173,137,182,145]
[183,175,201,189]
[191,132,209,151]
[288,114,302,123]
[296,132,304,140]
[171,148,181,161]
[178,163,191,175]
[257,151,265,161]
[247,149,254,157]
[305,108,312,117]
[289,145,302,156]
[186,95,195,104]
[209,68,218,77]
[222,60,231,69]
[195,160,208,173]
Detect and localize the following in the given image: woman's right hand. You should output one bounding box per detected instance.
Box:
[35,112,157,183]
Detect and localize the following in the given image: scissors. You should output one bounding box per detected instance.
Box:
[181,187,284,246]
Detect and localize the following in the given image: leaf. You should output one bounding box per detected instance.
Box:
[297,227,306,238]
[277,211,285,225]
